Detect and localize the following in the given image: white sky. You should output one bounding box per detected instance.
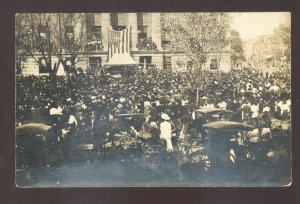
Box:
[230,12,290,40]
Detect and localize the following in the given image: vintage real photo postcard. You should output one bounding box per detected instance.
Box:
[15,12,291,187]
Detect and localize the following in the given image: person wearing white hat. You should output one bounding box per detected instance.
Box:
[262,106,270,113]
[160,113,173,152]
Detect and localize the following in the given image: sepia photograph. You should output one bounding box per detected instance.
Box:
[15,12,291,187]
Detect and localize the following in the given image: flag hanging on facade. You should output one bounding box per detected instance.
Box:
[107,26,131,62]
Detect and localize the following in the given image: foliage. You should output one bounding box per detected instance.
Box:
[250,23,291,70]
[230,29,245,67]
[136,37,157,51]
[162,13,231,68]
[273,24,291,64]
[16,14,60,77]
[57,14,86,73]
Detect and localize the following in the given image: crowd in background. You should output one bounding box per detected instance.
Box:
[16,67,291,150]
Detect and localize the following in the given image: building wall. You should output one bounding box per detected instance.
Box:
[22,56,65,76]
[170,52,231,72]
[132,52,163,68]
[22,58,40,75]
[203,53,232,72]
[20,13,231,75]
[76,57,90,69]
[101,13,111,51]
[170,54,189,72]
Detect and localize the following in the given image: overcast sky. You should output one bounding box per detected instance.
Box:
[230,12,290,40]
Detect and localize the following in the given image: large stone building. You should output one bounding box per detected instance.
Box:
[20,13,231,75]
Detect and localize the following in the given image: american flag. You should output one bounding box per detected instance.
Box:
[107,26,130,61]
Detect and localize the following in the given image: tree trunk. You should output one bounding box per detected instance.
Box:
[49,72,57,92]
[195,62,203,107]
[196,87,200,107]
[61,61,72,85]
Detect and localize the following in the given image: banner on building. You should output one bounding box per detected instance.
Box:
[106,26,137,65]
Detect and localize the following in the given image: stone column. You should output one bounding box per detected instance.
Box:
[101,13,111,51]
[151,13,162,51]
[128,13,138,51]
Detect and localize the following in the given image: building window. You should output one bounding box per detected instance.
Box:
[85,25,103,51]
[38,25,47,39]
[64,26,74,41]
[140,56,152,68]
[38,58,48,74]
[163,56,172,69]
[210,58,219,70]
[89,57,101,68]
[162,40,171,50]
[139,56,152,69]
[91,26,101,41]
[139,56,152,64]
[86,14,95,42]
[88,57,101,75]
[138,26,148,41]
[36,26,47,50]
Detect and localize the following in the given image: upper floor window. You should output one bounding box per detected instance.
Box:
[138,26,148,41]
[91,26,101,40]
[64,26,74,41]
[38,25,47,39]
[162,40,171,50]
[36,25,49,50]
[210,58,219,70]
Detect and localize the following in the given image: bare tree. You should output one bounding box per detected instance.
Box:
[58,13,87,81]
[15,16,31,74]
[15,13,87,90]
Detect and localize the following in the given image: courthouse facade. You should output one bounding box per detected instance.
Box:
[20,13,231,75]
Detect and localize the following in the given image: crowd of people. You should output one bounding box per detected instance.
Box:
[16,66,291,152]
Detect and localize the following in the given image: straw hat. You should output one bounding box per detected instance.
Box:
[161,113,170,120]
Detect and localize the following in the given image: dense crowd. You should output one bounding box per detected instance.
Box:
[16,67,291,151]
